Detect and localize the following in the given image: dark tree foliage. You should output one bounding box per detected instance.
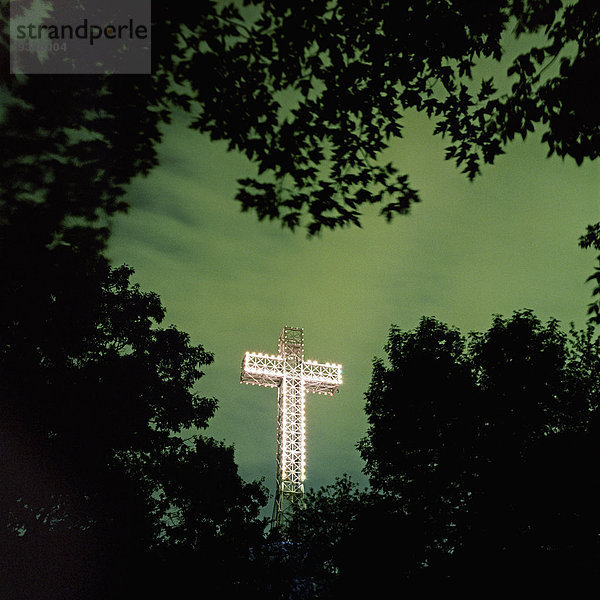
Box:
[1,6,278,597]
[579,223,600,325]
[360,311,600,586]
[1,3,179,254]
[3,1,600,591]
[285,312,600,595]
[2,1,599,238]
[171,0,599,233]
[283,475,372,596]
[285,476,448,597]
[283,475,435,598]
[0,251,268,599]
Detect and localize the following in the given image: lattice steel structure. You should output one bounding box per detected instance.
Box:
[241,327,342,530]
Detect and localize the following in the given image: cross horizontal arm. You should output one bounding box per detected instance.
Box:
[303,360,343,395]
[241,352,285,388]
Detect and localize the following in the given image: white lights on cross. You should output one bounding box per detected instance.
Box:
[240,326,342,529]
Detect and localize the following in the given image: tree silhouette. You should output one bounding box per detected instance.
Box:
[1,6,279,595]
[3,2,600,593]
[579,224,600,326]
[2,1,598,237]
[170,0,599,233]
[359,311,600,586]
[0,256,268,599]
[285,311,600,595]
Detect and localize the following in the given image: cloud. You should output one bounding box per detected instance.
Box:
[106,108,600,509]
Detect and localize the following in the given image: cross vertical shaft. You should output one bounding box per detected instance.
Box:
[275,327,306,524]
[241,326,342,530]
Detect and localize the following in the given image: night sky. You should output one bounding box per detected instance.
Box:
[106,107,599,513]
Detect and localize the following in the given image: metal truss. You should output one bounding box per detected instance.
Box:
[241,326,342,530]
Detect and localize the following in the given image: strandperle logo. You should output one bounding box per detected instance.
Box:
[15,18,149,46]
[10,0,151,74]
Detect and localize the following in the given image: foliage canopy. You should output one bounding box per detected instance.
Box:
[0,249,268,598]
[2,1,599,236]
[285,311,600,594]
[174,0,600,233]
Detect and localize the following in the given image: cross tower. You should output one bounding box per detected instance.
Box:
[241,327,342,529]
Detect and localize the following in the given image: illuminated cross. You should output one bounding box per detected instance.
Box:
[241,326,343,530]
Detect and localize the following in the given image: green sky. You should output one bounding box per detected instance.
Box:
[106,107,599,509]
